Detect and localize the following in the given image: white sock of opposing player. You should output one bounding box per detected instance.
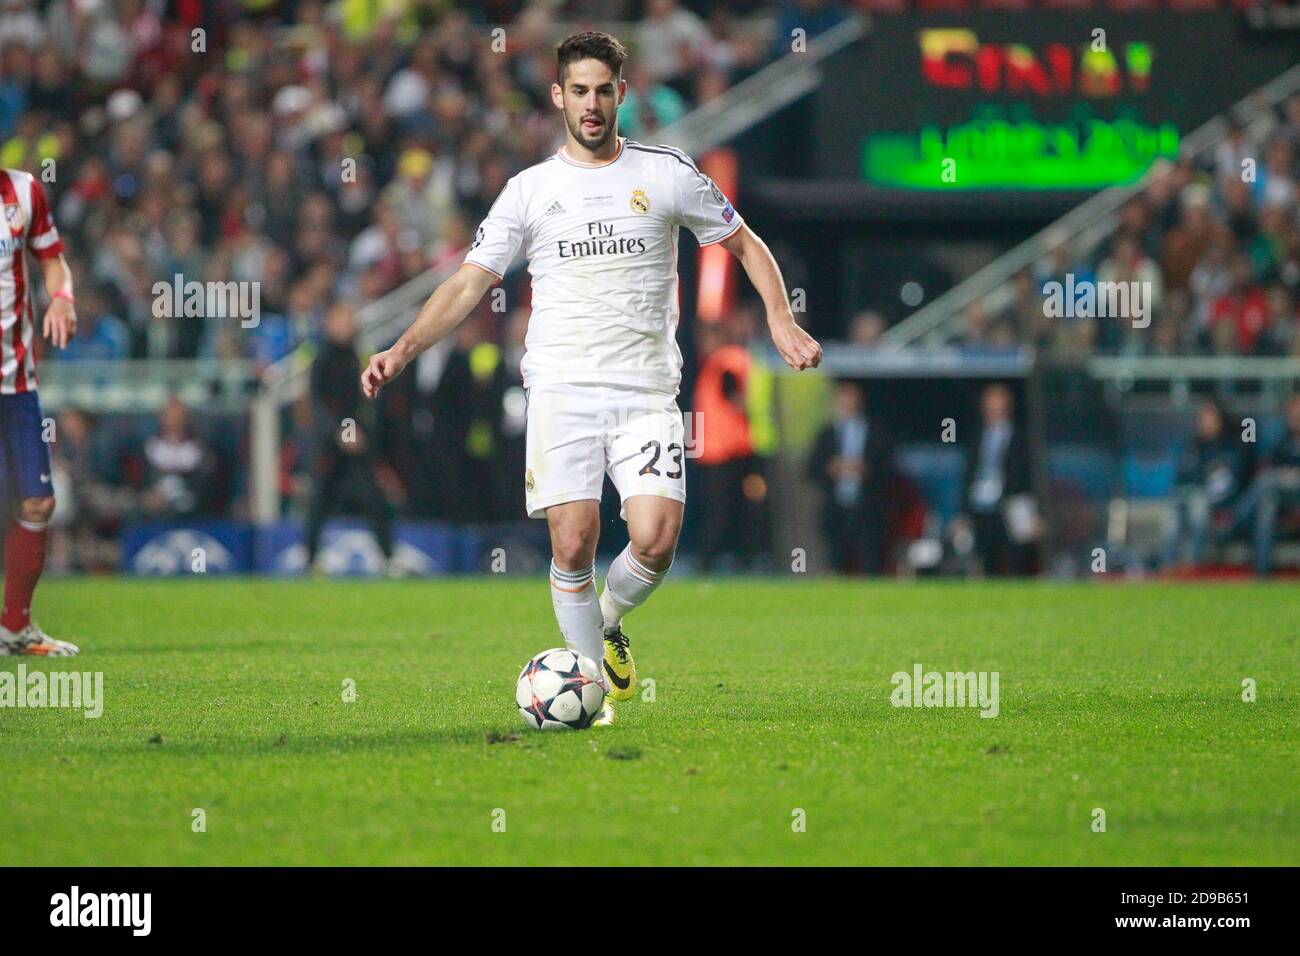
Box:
[600,546,670,629]
[549,560,604,666]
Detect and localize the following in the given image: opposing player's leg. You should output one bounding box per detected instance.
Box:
[1,497,76,656]
[600,390,687,700]
[0,393,76,657]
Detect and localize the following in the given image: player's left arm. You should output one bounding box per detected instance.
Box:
[720,225,821,371]
[39,253,76,349]
[26,173,75,348]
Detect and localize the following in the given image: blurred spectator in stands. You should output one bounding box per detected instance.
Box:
[1251,393,1300,575]
[48,408,129,573]
[0,1,44,52]
[698,6,743,79]
[1151,288,1193,356]
[619,61,687,140]
[59,285,129,361]
[1208,254,1270,355]
[1213,120,1256,188]
[1035,236,1097,354]
[141,397,217,519]
[304,302,397,575]
[961,299,1015,351]
[960,299,986,345]
[638,0,708,96]
[952,383,1038,576]
[1257,137,1296,211]
[279,393,315,517]
[1164,398,1257,569]
[457,314,507,523]
[847,309,885,347]
[1265,285,1299,356]
[495,308,530,521]
[1143,159,1183,237]
[382,146,456,252]
[1036,235,1094,298]
[1002,270,1049,348]
[1221,176,1256,248]
[1188,236,1234,342]
[692,315,771,571]
[1163,183,1231,295]
[1097,235,1163,354]
[1250,204,1297,286]
[807,380,893,574]
[348,200,413,296]
[390,330,472,521]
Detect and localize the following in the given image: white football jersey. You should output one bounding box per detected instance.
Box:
[464,138,742,394]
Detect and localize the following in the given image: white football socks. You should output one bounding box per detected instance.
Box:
[600,545,670,630]
[549,560,604,665]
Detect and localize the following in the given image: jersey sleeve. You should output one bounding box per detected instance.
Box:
[26,175,63,260]
[464,174,525,278]
[673,157,742,246]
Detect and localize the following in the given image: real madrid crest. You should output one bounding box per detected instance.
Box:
[629,188,650,215]
[525,468,536,492]
[3,203,24,232]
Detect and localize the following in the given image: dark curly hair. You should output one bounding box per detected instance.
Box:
[556,32,628,85]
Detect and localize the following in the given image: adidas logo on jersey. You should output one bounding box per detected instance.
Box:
[544,200,566,217]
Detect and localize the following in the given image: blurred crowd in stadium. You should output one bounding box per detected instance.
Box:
[961,98,1300,357]
[0,0,848,571]
[4,0,1299,577]
[0,0,795,366]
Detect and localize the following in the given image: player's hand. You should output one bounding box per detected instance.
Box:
[770,315,821,371]
[42,297,77,349]
[361,348,407,399]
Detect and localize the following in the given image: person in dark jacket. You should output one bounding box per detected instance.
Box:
[807,381,893,574]
[1251,393,1300,575]
[954,383,1038,576]
[304,302,397,574]
[1164,397,1256,568]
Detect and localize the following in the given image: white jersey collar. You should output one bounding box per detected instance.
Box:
[557,137,625,168]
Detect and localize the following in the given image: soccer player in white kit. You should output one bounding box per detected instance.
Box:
[362,33,821,720]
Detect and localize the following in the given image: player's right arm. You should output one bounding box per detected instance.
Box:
[360,262,496,398]
[363,175,525,399]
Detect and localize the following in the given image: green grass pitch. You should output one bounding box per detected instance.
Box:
[1,578,1296,866]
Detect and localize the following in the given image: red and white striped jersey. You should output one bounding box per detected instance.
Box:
[1,168,64,394]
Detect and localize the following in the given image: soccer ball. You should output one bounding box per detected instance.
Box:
[516,648,605,730]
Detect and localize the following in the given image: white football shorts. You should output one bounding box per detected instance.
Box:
[524,383,687,520]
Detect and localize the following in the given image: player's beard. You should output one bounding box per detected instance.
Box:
[566,107,616,153]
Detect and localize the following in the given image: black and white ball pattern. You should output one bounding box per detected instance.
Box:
[516,648,605,730]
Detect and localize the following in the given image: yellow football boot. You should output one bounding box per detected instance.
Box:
[602,625,636,702]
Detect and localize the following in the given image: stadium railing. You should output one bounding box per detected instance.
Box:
[654,16,865,152]
[39,360,258,415]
